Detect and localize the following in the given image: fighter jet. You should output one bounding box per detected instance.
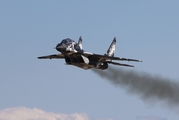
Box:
[38,36,142,70]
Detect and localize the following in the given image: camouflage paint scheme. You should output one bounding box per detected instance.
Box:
[38,37,142,70]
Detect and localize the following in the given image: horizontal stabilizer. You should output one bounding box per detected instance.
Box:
[77,52,142,62]
[106,61,134,67]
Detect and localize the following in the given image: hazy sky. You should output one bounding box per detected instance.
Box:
[0,1,179,120]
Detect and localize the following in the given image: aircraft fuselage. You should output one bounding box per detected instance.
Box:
[38,37,141,70]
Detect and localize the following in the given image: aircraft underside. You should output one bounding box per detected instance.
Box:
[64,56,108,70]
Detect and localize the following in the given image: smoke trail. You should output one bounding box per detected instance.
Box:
[92,67,179,107]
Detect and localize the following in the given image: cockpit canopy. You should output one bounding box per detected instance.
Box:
[61,38,75,44]
[56,38,77,52]
[55,37,84,53]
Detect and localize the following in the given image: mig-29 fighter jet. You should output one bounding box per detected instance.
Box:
[38,37,142,70]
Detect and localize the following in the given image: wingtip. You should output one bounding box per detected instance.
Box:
[37,56,45,59]
[135,60,142,62]
[128,64,134,67]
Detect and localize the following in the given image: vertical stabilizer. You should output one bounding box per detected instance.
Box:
[105,37,116,57]
[78,36,83,50]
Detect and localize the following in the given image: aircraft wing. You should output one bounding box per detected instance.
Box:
[106,61,134,67]
[37,52,142,62]
[38,54,64,59]
[78,52,142,62]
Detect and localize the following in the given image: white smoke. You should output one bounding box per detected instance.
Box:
[0,107,113,120]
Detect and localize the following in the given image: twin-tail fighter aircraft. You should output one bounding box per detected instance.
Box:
[38,37,142,70]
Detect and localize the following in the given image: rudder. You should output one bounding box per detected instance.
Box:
[105,37,116,57]
[78,36,83,50]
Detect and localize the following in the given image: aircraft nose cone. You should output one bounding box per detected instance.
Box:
[56,44,61,51]
[56,45,66,52]
[56,46,61,51]
[55,45,59,50]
